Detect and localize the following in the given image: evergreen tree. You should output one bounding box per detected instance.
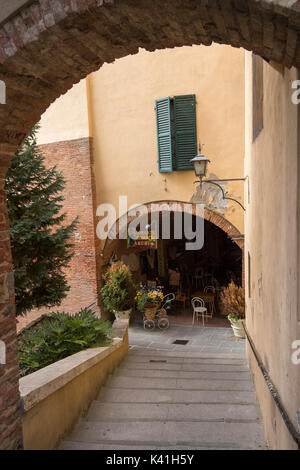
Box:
[5,125,78,316]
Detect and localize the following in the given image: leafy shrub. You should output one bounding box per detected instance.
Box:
[101,261,136,313]
[220,281,245,320]
[6,125,78,316]
[18,308,113,376]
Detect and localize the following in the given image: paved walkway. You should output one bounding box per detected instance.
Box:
[129,323,246,354]
[59,325,266,450]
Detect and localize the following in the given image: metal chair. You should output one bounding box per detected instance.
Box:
[203,286,216,316]
[193,267,204,288]
[175,287,188,311]
[191,297,208,326]
[204,285,215,293]
[211,277,220,291]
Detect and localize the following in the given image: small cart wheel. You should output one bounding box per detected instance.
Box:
[144,319,155,331]
[158,317,170,330]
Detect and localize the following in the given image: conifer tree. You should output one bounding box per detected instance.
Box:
[5,126,78,316]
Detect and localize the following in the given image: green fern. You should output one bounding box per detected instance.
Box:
[18,308,112,377]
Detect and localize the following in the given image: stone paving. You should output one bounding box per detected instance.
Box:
[129,323,246,355]
[59,321,268,450]
[60,346,266,450]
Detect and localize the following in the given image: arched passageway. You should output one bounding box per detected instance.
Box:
[0,0,300,152]
[0,0,299,450]
[103,202,244,262]
[102,202,243,326]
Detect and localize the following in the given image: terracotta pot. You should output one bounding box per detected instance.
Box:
[228,317,245,338]
[113,308,132,320]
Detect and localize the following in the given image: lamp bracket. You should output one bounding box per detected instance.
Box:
[193,176,248,211]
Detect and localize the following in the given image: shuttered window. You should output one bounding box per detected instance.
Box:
[174,95,197,171]
[155,94,197,172]
[155,97,173,173]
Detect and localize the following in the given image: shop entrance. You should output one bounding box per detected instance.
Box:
[104,205,243,328]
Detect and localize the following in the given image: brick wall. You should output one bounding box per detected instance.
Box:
[18,137,99,330]
[41,137,99,312]
[0,145,23,450]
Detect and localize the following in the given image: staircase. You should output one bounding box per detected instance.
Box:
[59,349,266,450]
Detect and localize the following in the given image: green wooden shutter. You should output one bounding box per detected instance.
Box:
[155,97,173,172]
[174,94,197,170]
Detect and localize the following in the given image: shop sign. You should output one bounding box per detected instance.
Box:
[127,229,157,250]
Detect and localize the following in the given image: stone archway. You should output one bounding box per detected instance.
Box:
[0,0,299,450]
[102,200,244,287]
[102,201,244,264]
[0,1,300,152]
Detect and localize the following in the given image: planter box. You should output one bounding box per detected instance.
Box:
[20,319,129,450]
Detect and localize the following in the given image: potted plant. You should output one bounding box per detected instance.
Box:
[220,281,245,338]
[101,261,136,320]
[135,286,164,320]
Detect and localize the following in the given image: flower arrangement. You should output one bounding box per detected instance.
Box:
[219,280,245,321]
[135,286,164,313]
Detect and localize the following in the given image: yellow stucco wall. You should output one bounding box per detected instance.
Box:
[89,44,245,234]
[245,51,300,450]
[38,79,90,145]
[37,44,245,233]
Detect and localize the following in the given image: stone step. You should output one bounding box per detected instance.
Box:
[59,440,240,450]
[62,420,265,450]
[125,354,247,365]
[57,342,266,451]
[97,386,257,405]
[107,375,254,392]
[86,401,261,422]
[128,349,245,360]
[114,367,252,381]
[120,361,249,373]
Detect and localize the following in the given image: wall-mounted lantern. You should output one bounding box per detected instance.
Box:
[190,154,210,183]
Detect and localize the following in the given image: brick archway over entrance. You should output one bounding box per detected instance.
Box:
[0,1,300,151]
[0,0,299,450]
[102,201,244,265]
[102,201,245,294]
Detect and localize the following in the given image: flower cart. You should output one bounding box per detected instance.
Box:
[136,288,174,330]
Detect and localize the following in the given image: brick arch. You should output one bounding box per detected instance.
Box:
[102,201,244,264]
[0,0,300,151]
